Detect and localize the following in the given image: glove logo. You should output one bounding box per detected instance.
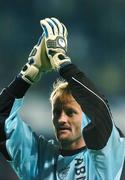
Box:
[57,37,66,48]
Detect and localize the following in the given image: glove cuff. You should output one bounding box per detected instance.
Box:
[58,61,72,70]
[50,52,71,70]
[20,63,42,84]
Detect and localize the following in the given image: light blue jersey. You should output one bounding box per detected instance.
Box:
[5,98,125,180]
[0,63,125,179]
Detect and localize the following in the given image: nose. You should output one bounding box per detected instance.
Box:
[58,110,68,123]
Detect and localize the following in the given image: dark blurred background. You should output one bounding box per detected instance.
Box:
[0,0,125,179]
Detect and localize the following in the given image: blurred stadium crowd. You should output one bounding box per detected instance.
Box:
[0,0,125,179]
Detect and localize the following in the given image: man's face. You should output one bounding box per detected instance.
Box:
[52,94,84,149]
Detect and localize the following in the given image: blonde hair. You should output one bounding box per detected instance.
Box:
[50,78,71,104]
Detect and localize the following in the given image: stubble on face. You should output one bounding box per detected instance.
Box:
[52,94,85,150]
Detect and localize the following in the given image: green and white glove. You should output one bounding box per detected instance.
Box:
[20,34,52,84]
[40,17,71,70]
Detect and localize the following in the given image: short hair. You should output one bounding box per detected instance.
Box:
[50,78,71,104]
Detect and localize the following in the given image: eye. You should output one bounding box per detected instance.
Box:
[65,108,77,117]
[53,108,61,118]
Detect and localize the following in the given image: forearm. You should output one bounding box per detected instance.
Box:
[0,77,30,159]
[6,76,30,98]
[0,76,30,128]
[0,76,30,135]
[59,63,113,150]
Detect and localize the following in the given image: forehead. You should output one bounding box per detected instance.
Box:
[53,92,72,102]
[52,93,79,108]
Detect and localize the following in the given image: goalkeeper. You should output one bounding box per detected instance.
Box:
[0,17,125,180]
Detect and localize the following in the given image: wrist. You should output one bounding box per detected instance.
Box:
[58,61,72,71]
[20,62,43,84]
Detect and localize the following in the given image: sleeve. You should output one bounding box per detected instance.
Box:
[0,77,40,178]
[0,77,30,120]
[60,64,125,180]
[59,64,125,179]
[59,63,113,150]
[0,76,30,159]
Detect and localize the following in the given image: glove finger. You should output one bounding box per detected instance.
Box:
[40,19,54,38]
[51,17,64,36]
[36,33,44,46]
[45,18,58,36]
[61,23,68,38]
[29,33,44,59]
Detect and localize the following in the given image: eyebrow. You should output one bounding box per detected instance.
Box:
[62,99,76,104]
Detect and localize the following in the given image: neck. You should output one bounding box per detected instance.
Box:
[60,146,86,156]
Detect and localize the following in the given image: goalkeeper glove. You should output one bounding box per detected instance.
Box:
[40,17,71,70]
[20,34,52,84]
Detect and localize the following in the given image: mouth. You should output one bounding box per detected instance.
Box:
[57,126,71,132]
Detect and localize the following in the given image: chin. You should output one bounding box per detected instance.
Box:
[57,134,72,144]
[55,130,73,143]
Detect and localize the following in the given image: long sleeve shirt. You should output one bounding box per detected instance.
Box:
[0,64,125,180]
